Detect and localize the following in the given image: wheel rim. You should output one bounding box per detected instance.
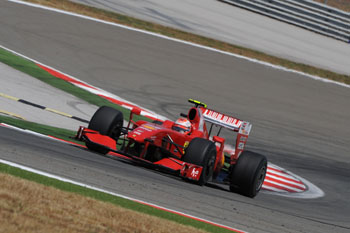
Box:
[204,153,215,178]
[255,165,266,191]
[110,120,122,139]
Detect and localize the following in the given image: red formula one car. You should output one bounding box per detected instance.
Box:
[76,99,267,197]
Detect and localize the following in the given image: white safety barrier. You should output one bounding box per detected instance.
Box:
[221,0,350,43]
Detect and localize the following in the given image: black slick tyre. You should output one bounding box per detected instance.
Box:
[229,151,267,198]
[183,138,216,186]
[86,106,123,154]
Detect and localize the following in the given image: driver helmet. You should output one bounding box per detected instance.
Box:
[173,117,191,133]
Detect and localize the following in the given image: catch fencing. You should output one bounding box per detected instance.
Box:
[221,0,350,42]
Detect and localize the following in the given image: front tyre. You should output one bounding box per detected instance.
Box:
[229,151,267,198]
[183,138,216,186]
[86,106,123,154]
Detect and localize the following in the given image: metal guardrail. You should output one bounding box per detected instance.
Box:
[220,0,350,43]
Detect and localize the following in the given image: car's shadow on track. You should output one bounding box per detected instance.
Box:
[75,145,232,193]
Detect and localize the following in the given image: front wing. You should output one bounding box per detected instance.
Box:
[77,127,203,181]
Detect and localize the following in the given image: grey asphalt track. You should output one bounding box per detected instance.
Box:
[70,0,350,75]
[1,1,350,232]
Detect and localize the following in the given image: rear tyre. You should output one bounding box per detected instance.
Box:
[86,106,123,154]
[183,138,216,186]
[229,151,267,198]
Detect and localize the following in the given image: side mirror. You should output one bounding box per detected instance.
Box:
[131,107,141,115]
[128,107,142,128]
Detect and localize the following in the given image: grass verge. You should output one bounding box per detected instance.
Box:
[314,0,350,12]
[0,115,127,146]
[22,0,350,85]
[0,161,236,233]
[1,172,207,233]
[0,47,150,123]
[0,115,81,144]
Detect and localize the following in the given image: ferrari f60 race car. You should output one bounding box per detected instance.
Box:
[76,99,267,198]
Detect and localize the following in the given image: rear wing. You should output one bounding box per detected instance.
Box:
[200,107,252,161]
[201,108,251,133]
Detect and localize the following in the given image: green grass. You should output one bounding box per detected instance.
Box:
[0,115,82,144]
[0,48,151,122]
[0,159,237,233]
[0,115,128,147]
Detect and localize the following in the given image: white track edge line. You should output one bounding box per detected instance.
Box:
[261,184,291,193]
[0,123,59,141]
[0,158,246,232]
[6,0,350,89]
